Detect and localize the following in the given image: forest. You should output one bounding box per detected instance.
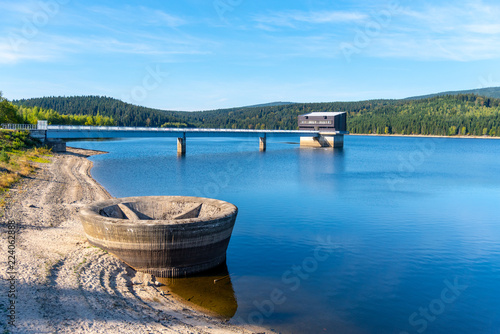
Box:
[13,96,191,128]
[17,105,116,126]
[1,93,115,126]
[9,90,500,137]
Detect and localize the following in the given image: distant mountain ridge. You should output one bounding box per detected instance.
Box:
[240,102,296,108]
[406,86,500,100]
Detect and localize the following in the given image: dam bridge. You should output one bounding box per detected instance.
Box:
[2,121,348,154]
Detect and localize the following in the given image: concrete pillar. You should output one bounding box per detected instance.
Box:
[300,136,323,148]
[323,134,344,148]
[29,130,47,141]
[177,133,186,156]
[259,135,266,152]
[300,134,344,149]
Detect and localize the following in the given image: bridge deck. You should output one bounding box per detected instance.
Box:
[2,123,348,153]
[45,125,347,139]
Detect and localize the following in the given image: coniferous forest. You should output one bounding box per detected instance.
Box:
[8,88,500,137]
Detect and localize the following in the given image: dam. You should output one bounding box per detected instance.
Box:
[3,111,348,154]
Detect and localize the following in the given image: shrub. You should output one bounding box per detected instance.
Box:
[0,150,10,163]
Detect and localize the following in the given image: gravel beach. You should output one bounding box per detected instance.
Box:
[0,147,270,334]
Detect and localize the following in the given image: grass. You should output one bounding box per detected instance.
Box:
[0,129,53,201]
[74,257,87,274]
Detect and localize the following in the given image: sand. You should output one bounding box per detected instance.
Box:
[0,147,271,334]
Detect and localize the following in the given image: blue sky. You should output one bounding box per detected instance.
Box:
[1,0,500,111]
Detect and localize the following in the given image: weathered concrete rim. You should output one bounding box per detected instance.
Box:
[80,196,238,227]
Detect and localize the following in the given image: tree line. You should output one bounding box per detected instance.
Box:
[347,94,500,136]
[13,96,191,127]
[1,92,115,126]
[18,105,116,126]
[9,92,500,137]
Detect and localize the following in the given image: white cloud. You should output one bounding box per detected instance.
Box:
[0,29,211,65]
[0,40,58,64]
[254,10,368,29]
[148,9,186,27]
[87,5,187,28]
[336,0,500,61]
[0,1,38,16]
[465,24,500,34]
[0,4,211,64]
[248,1,500,62]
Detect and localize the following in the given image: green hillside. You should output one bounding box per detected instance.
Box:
[13,96,192,128]
[348,94,500,136]
[11,90,500,137]
[406,86,500,100]
[13,96,397,130]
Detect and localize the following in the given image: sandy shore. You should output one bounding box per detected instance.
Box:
[0,147,270,334]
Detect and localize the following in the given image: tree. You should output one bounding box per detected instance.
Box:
[0,92,22,124]
[448,126,457,136]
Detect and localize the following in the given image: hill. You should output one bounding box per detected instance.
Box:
[11,89,500,137]
[240,102,296,108]
[13,96,397,130]
[348,94,500,136]
[13,96,192,128]
[406,87,500,100]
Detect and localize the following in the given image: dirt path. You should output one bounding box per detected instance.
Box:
[0,148,269,334]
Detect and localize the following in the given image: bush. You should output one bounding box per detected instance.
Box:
[0,150,10,163]
[11,138,24,150]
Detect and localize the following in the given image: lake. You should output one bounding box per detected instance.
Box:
[68,135,500,334]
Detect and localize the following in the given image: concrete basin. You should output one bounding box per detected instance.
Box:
[79,196,238,277]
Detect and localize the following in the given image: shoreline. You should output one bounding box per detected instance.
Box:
[0,147,270,334]
[349,133,500,140]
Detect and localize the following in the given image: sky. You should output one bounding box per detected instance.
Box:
[1,0,500,111]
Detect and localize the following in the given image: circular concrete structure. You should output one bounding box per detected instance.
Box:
[79,196,238,277]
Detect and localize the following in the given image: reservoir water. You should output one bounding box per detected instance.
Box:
[69,135,500,334]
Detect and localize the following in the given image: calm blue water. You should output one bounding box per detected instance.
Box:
[69,135,500,334]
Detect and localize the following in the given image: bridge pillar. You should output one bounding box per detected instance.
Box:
[322,134,344,148]
[259,134,266,152]
[177,133,186,156]
[300,134,344,149]
[29,130,47,141]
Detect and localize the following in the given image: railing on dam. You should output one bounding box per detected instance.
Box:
[1,123,347,154]
[1,123,38,130]
[45,125,323,135]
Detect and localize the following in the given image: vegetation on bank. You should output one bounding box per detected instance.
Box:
[9,88,500,137]
[0,129,52,198]
[2,92,116,126]
[13,95,191,127]
[0,93,23,124]
[0,94,49,206]
[18,105,116,126]
[348,94,500,136]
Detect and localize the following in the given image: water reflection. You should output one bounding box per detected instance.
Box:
[156,263,238,318]
[298,147,346,191]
